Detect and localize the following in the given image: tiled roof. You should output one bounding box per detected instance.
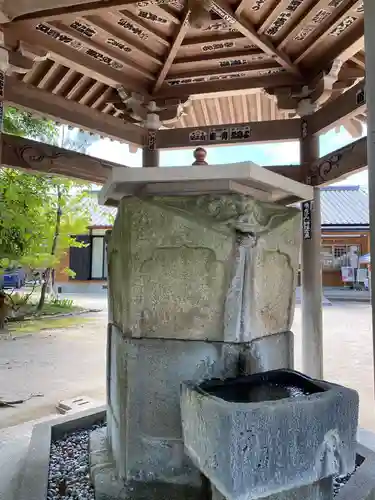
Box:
[81,194,117,227]
[321,186,369,226]
[84,186,369,228]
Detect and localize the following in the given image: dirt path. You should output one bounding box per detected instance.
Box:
[0,312,107,429]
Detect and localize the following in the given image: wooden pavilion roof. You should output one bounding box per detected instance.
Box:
[0,0,367,146]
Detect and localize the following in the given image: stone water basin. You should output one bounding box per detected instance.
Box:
[180,369,359,500]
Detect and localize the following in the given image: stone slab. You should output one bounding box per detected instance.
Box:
[99,163,313,206]
[106,326,293,483]
[56,395,102,415]
[108,195,301,342]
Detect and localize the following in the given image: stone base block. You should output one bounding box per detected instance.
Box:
[107,326,293,483]
[211,479,332,500]
[90,427,208,500]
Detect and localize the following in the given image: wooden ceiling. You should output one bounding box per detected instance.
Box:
[2,0,366,139]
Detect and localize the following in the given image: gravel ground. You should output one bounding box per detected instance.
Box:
[48,423,105,500]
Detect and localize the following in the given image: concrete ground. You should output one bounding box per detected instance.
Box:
[1,294,375,499]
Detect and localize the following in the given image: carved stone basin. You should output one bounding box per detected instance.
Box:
[180,369,359,500]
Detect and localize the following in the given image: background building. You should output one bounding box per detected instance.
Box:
[56,186,369,292]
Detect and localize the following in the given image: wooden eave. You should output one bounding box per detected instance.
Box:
[0,0,367,145]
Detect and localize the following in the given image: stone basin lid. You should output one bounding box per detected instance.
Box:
[99,163,313,206]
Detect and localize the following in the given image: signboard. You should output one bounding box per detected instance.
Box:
[356,88,366,106]
[302,201,312,240]
[0,101,4,132]
[189,130,208,142]
[148,131,156,151]
[341,267,354,283]
[230,125,251,140]
[0,70,4,98]
[209,128,229,141]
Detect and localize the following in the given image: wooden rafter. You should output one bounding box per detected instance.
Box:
[50,20,155,80]
[153,9,191,94]
[6,76,145,146]
[11,1,139,23]
[278,0,356,52]
[211,0,302,77]
[103,10,170,48]
[295,0,364,65]
[234,0,248,17]
[8,23,149,95]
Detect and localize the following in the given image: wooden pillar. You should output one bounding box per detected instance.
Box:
[142,129,159,167]
[300,118,323,379]
[364,0,375,393]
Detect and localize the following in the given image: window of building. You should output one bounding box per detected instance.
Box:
[91,236,107,279]
[321,244,360,269]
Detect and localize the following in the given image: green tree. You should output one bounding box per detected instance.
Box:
[4,107,57,142]
[0,107,58,266]
[1,110,96,312]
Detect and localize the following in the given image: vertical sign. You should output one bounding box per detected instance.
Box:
[148,130,156,151]
[302,201,312,240]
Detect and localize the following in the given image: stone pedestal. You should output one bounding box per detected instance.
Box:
[105,194,301,498]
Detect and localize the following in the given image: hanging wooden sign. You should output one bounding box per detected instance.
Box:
[0,70,4,99]
[148,131,156,151]
[302,201,312,240]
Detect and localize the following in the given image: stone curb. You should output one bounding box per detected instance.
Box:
[328,297,371,303]
[17,405,107,500]
[335,443,375,500]
[9,308,102,323]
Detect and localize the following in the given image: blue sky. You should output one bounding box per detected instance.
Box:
[89,124,368,187]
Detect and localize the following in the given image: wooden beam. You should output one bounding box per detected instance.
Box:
[50,20,154,81]
[7,23,148,94]
[211,0,302,77]
[169,61,280,80]
[309,79,366,135]
[157,119,301,149]
[154,73,300,99]
[6,77,145,146]
[308,136,367,186]
[265,164,301,182]
[1,134,125,183]
[296,23,364,67]
[11,1,139,23]
[234,0,248,17]
[153,10,191,94]
[2,133,300,184]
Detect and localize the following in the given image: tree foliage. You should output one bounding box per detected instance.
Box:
[0,108,97,311]
[4,107,58,143]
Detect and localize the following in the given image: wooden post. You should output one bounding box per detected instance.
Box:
[364,0,375,394]
[143,130,159,167]
[300,117,323,379]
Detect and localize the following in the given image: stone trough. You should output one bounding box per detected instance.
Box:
[181,369,359,500]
